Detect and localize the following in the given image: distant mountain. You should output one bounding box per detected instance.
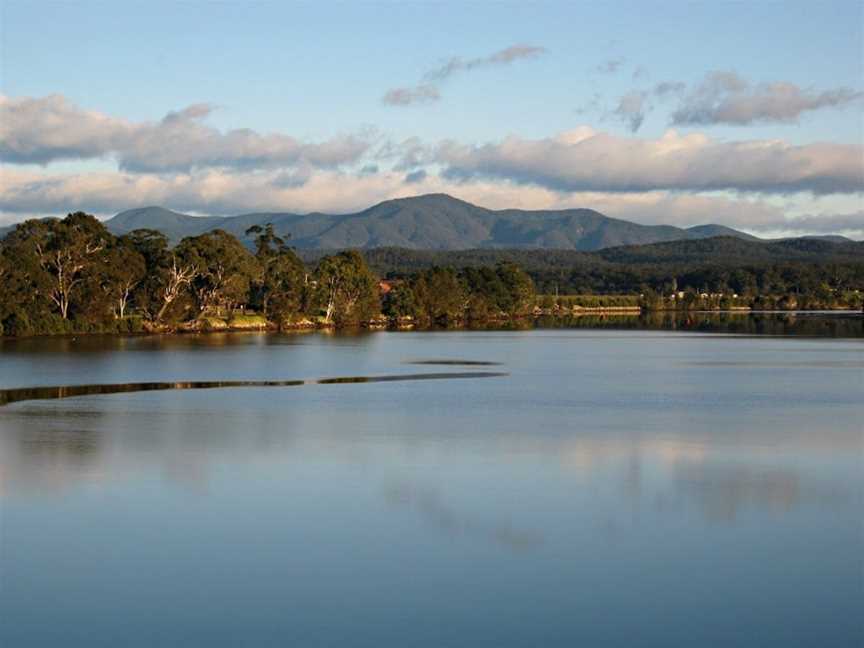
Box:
[100,194,766,251]
[686,224,760,241]
[2,194,857,251]
[104,206,221,239]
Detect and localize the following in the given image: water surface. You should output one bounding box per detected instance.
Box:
[1,324,862,647]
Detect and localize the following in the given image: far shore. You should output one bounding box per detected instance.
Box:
[2,308,861,341]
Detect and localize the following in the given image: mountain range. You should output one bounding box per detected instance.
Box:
[1,194,855,251]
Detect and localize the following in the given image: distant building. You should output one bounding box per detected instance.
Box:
[378,279,404,295]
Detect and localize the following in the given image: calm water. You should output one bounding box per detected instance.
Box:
[1,323,862,647]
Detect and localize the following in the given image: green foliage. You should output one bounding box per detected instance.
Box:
[176,229,260,317]
[1,216,861,338]
[459,263,535,319]
[314,250,380,325]
[246,223,307,322]
[1,213,112,321]
[350,244,864,303]
[549,294,642,308]
[382,284,417,318]
[409,267,467,324]
[490,262,536,316]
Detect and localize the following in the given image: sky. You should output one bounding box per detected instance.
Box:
[1,0,862,238]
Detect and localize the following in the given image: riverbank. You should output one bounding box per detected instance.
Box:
[3,309,862,341]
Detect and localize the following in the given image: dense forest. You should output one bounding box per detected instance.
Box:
[0,212,861,337]
[0,212,535,336]
[333,243,864,310]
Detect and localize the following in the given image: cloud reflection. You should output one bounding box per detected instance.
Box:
[384,482,543,552]
[0,405,859,529]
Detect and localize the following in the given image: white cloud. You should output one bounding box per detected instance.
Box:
[0,94,372,172]
[1,94,862,238]
[436,128,864,194]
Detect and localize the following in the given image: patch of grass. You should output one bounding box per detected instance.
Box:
[227,314,268,329]
[539,294,641,308]
[202,317,229,330]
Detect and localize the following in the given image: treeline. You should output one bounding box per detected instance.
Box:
[0,213,536,336]
[345,245,864,309]
[2,213,861,338]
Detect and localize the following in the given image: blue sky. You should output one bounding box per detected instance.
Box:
[1,0,862,237]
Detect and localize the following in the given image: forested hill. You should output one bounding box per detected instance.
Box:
[315,237,864,295]
[594,237,864,264]
[64,194,783,251]
[298,237,864,272]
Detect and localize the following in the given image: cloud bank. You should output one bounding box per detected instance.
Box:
[0,94,372,172]
[437,128,864,194]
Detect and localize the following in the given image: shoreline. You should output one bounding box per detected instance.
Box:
[2,309,861,341]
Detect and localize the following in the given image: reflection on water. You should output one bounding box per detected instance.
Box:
[683,360,864,368]
[537,310,864,337]
[384,482,544,551]
[405,359,503,366]
[0,327,862,647]
[2,399,859,521]
[673,462,800,520]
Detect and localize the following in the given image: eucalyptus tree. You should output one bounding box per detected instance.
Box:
[314,250,379,325]
[99,238,147,319]
[246,224,306,321]
[494,262,536,316]
[2,213,111,320]
[176,229,259,317]
[382,283,417,318]
[0,222,54,332]
[410,267,467,324]
[117,229,196,323]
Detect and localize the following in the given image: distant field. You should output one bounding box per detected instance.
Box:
[538,294,642,307]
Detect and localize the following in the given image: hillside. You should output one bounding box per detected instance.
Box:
[98,194,761,251]
[105,206,217,239]
[336,238,864,297]
[595,237,864,265]
[320,238,862,276]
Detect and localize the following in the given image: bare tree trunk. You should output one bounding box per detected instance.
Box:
[324,277,339,324]
[119,285,130,319]
[156,259,196,323]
